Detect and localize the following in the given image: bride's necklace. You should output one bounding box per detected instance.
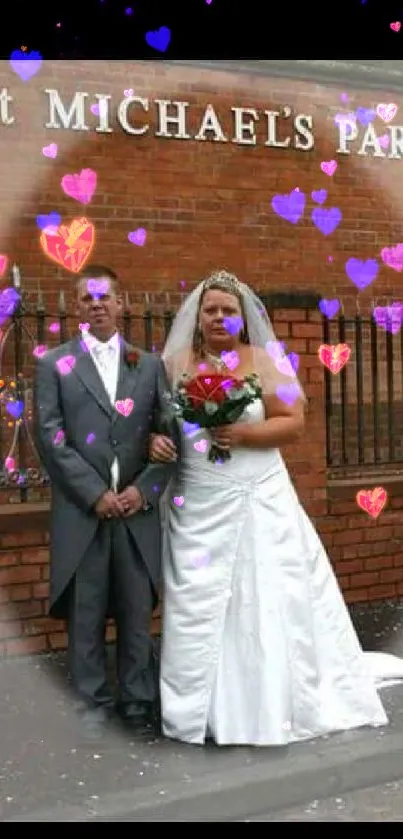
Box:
[204,349,228,372]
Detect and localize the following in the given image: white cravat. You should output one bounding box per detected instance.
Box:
[85,331,120,491]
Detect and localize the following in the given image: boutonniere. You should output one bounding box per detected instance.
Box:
[124,345,141,368]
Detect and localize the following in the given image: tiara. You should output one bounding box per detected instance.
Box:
[203,270,243,294]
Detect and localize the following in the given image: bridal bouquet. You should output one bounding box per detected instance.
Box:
[173,372,262,462]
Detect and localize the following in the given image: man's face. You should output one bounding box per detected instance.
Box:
[76,276,122,340]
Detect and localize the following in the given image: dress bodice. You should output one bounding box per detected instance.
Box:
[178,397,283,484]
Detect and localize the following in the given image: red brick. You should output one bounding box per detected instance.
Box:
[5,636,48,656]
[0,566,41,586]
[21,549,49,565]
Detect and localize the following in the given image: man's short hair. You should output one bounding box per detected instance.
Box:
[77,264,120,294]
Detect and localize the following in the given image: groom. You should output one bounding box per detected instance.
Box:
[33,264,179,738]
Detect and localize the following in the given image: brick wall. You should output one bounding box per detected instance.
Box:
[0,59,402,655]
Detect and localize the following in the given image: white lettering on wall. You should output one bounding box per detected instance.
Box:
[336,120,358,154]
[0,89,14,125]
[232,107,259,145]
[44,89,89,130]
[388,126,403,159]
[294,114,314,151]
[264,110,291,148]
[94,94,113,134]
[117,96,149,135]
[357,124,385,158]
[195,104,228,142]
[154,100,191,139]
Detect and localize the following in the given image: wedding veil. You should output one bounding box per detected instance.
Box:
[161,271,305,401]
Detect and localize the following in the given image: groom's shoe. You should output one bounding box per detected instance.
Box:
[117,701,155,733]
[78,706,112,741]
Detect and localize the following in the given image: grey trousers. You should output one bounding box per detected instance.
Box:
[67,517,156,709]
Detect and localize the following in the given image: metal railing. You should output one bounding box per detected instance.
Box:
[0,274,176,503]
[323,313,403,472]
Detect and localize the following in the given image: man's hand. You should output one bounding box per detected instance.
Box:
[118,485,145,517]
[94,490,124,519]
[149,433,177,463]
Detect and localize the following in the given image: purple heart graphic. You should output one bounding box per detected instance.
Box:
[266,340,287,361]
[345,258,379,290]
[223,315,243,336]
[319,299,341,318]
[0,287,20,325]
[276,383,301,406]
[36,211,61,231]
[86,279,109,297]
[90,104,100,116]
[373,303,403,334]
[190,552,211,569]
[183,421,200,435]
[271,189,306,225]
[6,400,24,419]
[356,107,376,126]
[312,207,342,236]
[128,228,147,247]
[9,50,43,81]
[311,189,328,205]
[276,353,300,376]
[334,113,356,135]
[145,26,171,52]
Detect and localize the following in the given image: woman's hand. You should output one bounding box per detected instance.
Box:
[149,433,178,463]
[210,424,246,451]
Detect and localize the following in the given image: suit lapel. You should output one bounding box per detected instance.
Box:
[112,340,141,425]
[70,335,113,418]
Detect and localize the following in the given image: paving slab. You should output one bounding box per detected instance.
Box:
[1,600,403,822]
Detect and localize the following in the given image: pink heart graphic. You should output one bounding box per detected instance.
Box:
[115,398,134,418]
[0,255,8,278]
[173,496,184,507]
[194,439,208,454]
[128,228,147,247]
[79,322,90,332]
[90,104,100,116]
[376,103,398,123]
[221,350,240,371]
[381,243,403,272]
[42,143,58,159]
[56,354,76,376]
[61,168,97,205]
[124,88,134,97]
[321,160,338,177]
[379,134,390,149]
[33,344,48,359]
[190,552,211,569]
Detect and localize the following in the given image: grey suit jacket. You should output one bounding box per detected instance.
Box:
[33,334,180,618]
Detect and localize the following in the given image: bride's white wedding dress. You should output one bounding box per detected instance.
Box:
[160,398,403,746]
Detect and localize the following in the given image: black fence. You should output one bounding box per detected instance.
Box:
[323,313,403,473]
[0,276,401,503]
[0,284,176,504]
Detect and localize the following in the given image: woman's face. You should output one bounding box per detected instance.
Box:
[198,289,244,350]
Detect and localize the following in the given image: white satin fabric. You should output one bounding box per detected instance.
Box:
[160,399,403,746]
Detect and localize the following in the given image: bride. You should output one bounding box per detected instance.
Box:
[150,269,403,747]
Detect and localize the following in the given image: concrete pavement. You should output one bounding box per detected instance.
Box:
[2,600,403,821]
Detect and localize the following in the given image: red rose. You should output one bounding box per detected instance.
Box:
[184,374,241,407]
[125,347,141,367]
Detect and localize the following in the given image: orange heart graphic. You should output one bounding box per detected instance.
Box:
[40,217,95,274]
[318,343,351,374]
[356,487,388,520]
